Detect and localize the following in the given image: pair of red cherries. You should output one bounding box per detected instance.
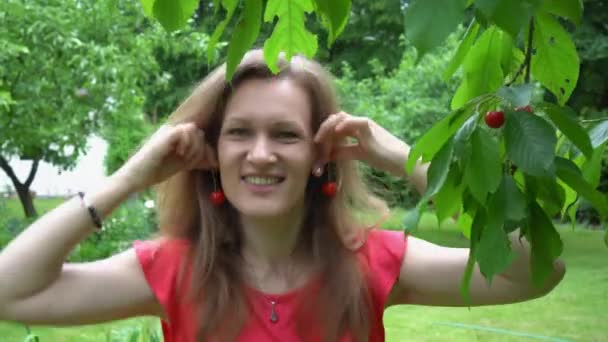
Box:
[208,180,338,205]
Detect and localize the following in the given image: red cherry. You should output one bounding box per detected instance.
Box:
[515,105,533,113]
[209,191,225,205]
[322,182,338,197]
[484,111,505,128]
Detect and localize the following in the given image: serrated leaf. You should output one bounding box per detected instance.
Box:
[313,0,351,46]
[501,175,527,221]
[542,103,593,158]
[404,202,427,232]
[152,0,199,32]
[531,13,580,105]
[555,157,608,217]
[496,84,534,107]
[263,0,317,73]
[464,128,502,203]
[443,19,480,80]
[582,143,606,188]
[406,107,471,173]
[541,0,583,25]
[527,200,563,287]
[527,175,566,217]
[404,0,467,59]
[460,208,484,303]
[457,209,475,239]
[453,114,478,162]
[451,27,506,109]
[475,0,543,38]
[435,165,463,225]
[588,121,608,148]
[504,111,557,176]
[476,190,516,284]
[207,0,238,64]
[226,0,263,80]
[423,139,455,202]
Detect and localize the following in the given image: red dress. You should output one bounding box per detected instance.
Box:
[134,229,407,341]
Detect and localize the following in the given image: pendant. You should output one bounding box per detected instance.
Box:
[269,300,279,323]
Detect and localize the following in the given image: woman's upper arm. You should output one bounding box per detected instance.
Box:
[1,248,165,325]
[390,236,547,307]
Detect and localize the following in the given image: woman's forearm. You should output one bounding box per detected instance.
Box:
[0,171,135,302]
[384,140,428,196]
[499,231,566,294]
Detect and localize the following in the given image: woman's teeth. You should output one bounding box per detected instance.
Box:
[243,176,283,185]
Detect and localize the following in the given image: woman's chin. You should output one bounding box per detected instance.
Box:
[234,203,289,220]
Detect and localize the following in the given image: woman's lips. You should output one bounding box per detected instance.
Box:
[241,177,285,195]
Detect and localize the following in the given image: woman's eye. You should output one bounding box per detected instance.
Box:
[227,128,248,136]
[276,131,298,140]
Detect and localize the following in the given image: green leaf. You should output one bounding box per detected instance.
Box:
[263,0,318,73]
[541,0,583,25]
[555,157,608,217]
[464,128,502,203]
[504,110,557,176]
[434,165,463,225]
[475,0,543,38]
[451,27,506,109]
[496,84,534,108]
[457,209,475,239]
[582,143,607,188]
[423,139,454,201]
[404,202,427,232]
[527,200,563,287]
[542,103,593,158]
[501,175,527,221]
[141,0,154,17]
[453,114,477,162]
[527,175,566,217]
[152,0,200,32]
[226,0,263,80]
[460,207,484,302]
[531,13,580,105]
[404,0,467,59]
[476,190,515,284]
[443,19,480,80]
[313,0,351,46]
[588,120,608,148]
[207,0,238,64]
[406,107,471,173]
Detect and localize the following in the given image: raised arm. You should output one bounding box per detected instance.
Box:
[0,122,215,325]
[313,112,566,307]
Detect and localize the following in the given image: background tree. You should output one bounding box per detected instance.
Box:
[0,0,154,217]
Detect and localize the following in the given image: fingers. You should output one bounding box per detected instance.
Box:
[313,112,371,172]
[170,122,217,170]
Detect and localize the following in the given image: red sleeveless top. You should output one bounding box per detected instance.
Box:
[134,229,407,341]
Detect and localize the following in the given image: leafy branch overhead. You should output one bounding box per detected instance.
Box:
[140,0,607,298]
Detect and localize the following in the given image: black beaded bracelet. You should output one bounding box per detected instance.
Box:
[77,192,103,230]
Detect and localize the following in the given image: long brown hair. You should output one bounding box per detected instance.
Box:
[155,50,389,341]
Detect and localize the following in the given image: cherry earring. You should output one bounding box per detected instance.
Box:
[322,163,338,198]
[209,170,225,206]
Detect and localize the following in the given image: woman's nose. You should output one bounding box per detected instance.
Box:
[246,136,277,164]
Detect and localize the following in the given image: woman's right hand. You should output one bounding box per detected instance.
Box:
[117,122,217,192]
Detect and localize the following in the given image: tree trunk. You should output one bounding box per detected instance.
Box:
[14,183,37,218]
[0,155,40,218]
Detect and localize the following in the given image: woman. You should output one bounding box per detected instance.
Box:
[0,50,565,341]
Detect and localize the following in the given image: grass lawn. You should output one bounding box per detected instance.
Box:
[0,204,606,341]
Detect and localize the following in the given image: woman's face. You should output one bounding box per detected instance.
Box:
[217,77,317,219]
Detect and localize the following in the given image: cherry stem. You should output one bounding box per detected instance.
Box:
[581,117,608,123]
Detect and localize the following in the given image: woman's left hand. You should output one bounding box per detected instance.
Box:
[313,111,409,177]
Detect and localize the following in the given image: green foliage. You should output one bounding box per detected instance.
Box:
[69,195,157,262]
[404,0,466,59]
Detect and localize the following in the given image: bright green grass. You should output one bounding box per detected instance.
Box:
[1,206,606,341]
[2,197,65,218]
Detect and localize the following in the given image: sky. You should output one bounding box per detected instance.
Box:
[0,136,109,197]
